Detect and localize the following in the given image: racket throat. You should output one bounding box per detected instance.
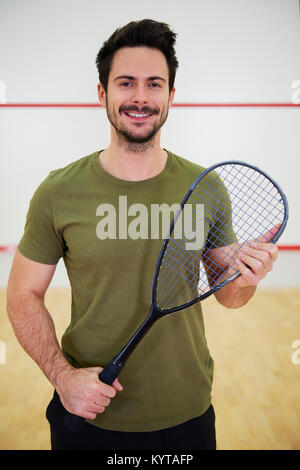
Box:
[99,305,160,385]
[115,305,160,363]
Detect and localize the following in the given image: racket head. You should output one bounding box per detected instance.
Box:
[151,160,288,315]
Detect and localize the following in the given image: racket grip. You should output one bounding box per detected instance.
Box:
[99,358,123,385]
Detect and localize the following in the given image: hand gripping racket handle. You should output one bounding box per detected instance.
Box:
[62,307,160,432]
[62,365,119,432]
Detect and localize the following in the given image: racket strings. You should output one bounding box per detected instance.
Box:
[157,240,201,307]
[220,165,282,210]
[155,164,285,311]
[201,166,283,243]
[157,175,235,308]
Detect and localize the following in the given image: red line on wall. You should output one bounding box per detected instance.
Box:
[0,245,299,253]
[0,103,300,108]
[277,246,300,251]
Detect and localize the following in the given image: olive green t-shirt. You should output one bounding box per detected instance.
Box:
[18,150,231,432]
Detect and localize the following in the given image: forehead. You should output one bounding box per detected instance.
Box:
[109,46,169,80]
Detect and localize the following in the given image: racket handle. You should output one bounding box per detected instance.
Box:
[99,358,123,385]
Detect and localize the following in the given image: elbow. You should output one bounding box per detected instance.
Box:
[215,294,245,309]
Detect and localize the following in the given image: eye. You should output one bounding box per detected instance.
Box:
[120,81,133,87]
[149,82,161,88]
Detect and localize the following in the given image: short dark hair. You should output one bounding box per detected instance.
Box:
[96,19,178,92]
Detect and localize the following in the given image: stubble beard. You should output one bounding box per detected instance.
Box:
[106,98,169,153]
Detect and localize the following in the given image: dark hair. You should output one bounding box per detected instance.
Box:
[96,19,178,92]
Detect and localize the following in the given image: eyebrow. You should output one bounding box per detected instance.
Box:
[114,75,167,83]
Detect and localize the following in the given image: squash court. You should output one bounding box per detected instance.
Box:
[0,0,299,452]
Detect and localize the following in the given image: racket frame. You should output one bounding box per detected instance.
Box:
[100,160,288,381]
[151,160,289,315]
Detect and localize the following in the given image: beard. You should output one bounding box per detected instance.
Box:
[106,98,169,153]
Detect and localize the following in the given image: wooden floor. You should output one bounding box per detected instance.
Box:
[0,287,299,450]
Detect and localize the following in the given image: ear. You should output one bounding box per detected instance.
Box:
[168,87,175,108]
[97,83,107,107]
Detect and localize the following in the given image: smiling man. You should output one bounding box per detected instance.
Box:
[7,19,278,451]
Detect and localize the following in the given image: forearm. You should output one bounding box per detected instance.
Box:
[214,282,256,309]
[7,291,74,387]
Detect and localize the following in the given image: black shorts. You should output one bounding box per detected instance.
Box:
[46,390,216,451]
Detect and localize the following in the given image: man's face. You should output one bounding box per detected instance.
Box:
[98,47,175,146]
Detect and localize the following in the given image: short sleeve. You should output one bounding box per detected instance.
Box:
[18,177,65,264]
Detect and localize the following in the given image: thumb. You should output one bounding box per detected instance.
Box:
[112,378,123,391]
[257,223,281,243]
[86,366,103,374]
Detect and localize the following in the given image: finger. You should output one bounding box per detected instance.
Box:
[238,252,264,277]
[70,403,105,420]
[88,393,112,410]
[99,382,117,399]
[80,411,98,420]
[112,379,123,391]
[250,242,278,262]
[240,245,273,269]
[256,223,281,243]
[87,402,106,414]
[98,395,111,407]
[235,259,258,285]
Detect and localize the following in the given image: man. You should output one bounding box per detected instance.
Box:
[7,19,278,450]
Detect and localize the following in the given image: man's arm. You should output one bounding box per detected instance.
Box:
[6,250,123,419]
[203,241,278,309]
[7,250,72,385]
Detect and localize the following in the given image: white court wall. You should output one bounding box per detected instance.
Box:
[0,0,299,287]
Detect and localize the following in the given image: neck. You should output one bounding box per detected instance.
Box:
[98,133,168,181]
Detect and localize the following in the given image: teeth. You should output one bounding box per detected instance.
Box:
[127,113,151,118]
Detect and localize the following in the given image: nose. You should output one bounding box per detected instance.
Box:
[132,83,149,104]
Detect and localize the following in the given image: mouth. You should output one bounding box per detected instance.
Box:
[124,112,153,121]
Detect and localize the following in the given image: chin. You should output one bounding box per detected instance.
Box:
[122,129,157,144]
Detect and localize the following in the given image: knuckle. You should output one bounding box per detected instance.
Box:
[101,397,110,406]
[91,382,100,391]
[271,246,278,258]
[75,405,82,413]
[258,260,265,272]
[268,263,273,272]
[246,270,257,283]
[86,391,94,401]
[242,271,251,282]
[261,254,269,265]
[100,385,115,398]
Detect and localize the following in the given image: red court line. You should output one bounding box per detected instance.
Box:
[0,103,300,108]
[277,246,300,251]
[0,245,299,253]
